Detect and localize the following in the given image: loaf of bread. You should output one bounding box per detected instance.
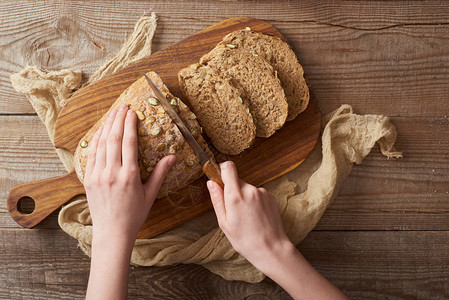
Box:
[220,28,310,121]
[74,72,208,199]
[200,47,288,138]
[178,64,256,155]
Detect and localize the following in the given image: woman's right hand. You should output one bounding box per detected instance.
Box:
[207,161,349,300]
[206,161,293,271]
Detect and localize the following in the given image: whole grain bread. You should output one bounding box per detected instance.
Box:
[221,28,309,120]
[200,47,288,138]
[178,65,256,155]
[74,72,208,199]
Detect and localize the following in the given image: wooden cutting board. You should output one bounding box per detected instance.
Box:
[8,17,321,239]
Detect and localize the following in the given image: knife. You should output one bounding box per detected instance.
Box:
[142,72,224,189]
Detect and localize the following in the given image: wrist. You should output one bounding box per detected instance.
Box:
[254,238,300,277]
[255,240,349,299]
[87,227,135,300]
[92,226,136,253]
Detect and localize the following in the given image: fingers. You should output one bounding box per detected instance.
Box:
[220,161,240,193]
[144,155,177,201]
[122,109,138,168]
[95,109,118,170]
[106,104,128,167]
[240,182,261,202]
[207,180,226,224]
[85,127,102,179]
[258,187,268,194]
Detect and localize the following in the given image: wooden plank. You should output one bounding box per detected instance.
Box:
[1,229,448,299]
[0,116,66,229]
[17,15,320,236]
[298,231,449,300]
[0,229,289,299]
[0,229,90,300]
[1,1,449,116]
[0,1,447,299]
[54,17,288,153]
[1,115,448,230]
[316,116,449,230]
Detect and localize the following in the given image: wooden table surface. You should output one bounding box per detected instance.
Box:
[1,1,448,299]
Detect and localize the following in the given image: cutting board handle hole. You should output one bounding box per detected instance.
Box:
[17,197,35,215]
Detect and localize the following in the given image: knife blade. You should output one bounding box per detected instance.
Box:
[142,72,224,188]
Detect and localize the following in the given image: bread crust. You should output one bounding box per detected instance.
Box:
[200,47,288,138]
[221,29,310,121]
[74,72,208,199]
[178,65,256,155]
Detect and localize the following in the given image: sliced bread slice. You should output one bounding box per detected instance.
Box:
[221,29,309,120]
[178,65,256,155]
[200,47,288,138]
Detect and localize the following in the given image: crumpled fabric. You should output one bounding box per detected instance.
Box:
[10,13,401,283]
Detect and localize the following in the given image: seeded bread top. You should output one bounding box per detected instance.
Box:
[200,47,288,138]
[178,65,256,155]
[221,29,309,121]
[74,72,207,199]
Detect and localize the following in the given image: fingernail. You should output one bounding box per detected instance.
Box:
[220,161,230,171]
[119,104,128,111]
[109,109,117,117]
[168,155,176,167]
[127,109,133,115]
[207,180,216,191]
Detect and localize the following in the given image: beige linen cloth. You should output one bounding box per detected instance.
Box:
[10,14,401,283]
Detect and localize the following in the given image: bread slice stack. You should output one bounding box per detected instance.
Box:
[199,47,289,138]
[178,28,309,155]
[221,29,309,120]
[179,65,256,155]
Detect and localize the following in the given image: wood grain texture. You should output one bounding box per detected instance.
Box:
[7,171,84,228]
[48,17,320,239]
[1,115,448,230]
[1,1,449,117]
[316,116,449,230]
[203,160,224,189]
[1,229,448,299]
[2,108,321,235]
[1,0,449,298]
[54,17,287,153]
[0,229,289,300]
[298,231,449,300]
[0,116,66,229]
[137,100,319,238]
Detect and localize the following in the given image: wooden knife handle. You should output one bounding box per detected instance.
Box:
[7,171,85,228]
[203,160,224,189]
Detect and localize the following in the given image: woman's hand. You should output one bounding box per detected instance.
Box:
[84,104,176,241]
[207,161,349,300]
[85,104,175,300]
[206,161,291,269]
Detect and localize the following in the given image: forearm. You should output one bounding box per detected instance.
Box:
[255,241,349,300]
[86,230,135,300]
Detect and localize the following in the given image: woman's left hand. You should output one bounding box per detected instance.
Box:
[84,104,176,242]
